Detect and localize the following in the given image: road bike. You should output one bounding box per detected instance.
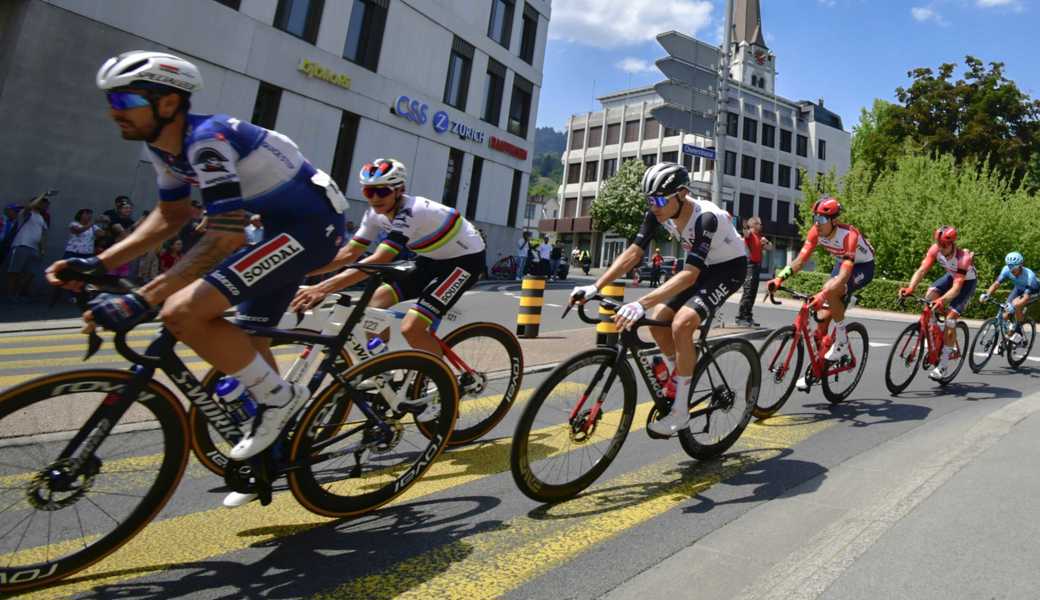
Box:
[510,294,759,503]
[190,293,523,477]
[0,263,459,593]
[885,295,969,394]
[489,254,518,280]
[969,296,1037,372]
[754,286,869,419]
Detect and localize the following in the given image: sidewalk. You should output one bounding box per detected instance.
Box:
[604,389,1040,600]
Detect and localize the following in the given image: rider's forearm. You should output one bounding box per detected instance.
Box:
[986,282,999,296]
[906,268,926,291]
[640,268,697,308]
[596,245,643,289]
[139,226,245,305]
[98,203,190,269]
[310,244,365,275]
[313,246,397,294]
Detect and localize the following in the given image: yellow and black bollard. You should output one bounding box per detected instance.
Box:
[516,275,546,338]
[596,282,626,346]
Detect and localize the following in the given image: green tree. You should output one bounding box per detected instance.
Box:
[1023,151,1040,194]
[527,176,558,200]
[850,99,910,179]
[590,158,647,241]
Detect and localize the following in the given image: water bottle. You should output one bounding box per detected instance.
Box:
[651,356,670,388]
[215,376,257,425]
[366,337,388,357]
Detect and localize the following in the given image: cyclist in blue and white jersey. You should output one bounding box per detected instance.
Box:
[980,252,1040,344]
[291,158,486,419]
[45,51,346,470]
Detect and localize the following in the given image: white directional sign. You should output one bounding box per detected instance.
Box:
[649,104,715,137]
[655,58,718,95]
[656,31,721,70]
[654,81,717,114]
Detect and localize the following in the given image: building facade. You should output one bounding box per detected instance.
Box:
[0,0,549,265]
[543,0,850,274]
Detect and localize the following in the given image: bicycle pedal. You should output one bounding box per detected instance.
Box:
[644,407,672,440]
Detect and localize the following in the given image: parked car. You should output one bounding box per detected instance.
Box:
[636,256,678,285]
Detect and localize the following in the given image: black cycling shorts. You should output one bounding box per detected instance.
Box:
[382,250,485,326]
[665,256,747,321]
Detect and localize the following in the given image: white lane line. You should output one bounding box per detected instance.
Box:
[868,342,890,348]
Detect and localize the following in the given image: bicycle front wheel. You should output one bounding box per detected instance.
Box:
[287,351,458,518]
[510,348,636,504]
[821,322,869,404]
[419,322,523,446]
[0,370,189,594]
[754,326,803,419]
[969,318,999,373]
[885,323,923,395]
[678,338,760,460]
[1007,319,1036,368]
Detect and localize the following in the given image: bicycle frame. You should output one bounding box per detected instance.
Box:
[769,295,860,383]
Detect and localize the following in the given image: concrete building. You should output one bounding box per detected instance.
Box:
[543,0,850,274]
[0,0,550,270]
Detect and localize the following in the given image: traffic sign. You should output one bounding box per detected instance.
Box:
[682,144,716,160]
[654,81,717,114]
[649,104,715,137]
[656,31,721,70]
[655,57,718,95]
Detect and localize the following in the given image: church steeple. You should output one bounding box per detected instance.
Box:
[729,0,774,93]
[733,0,767,49]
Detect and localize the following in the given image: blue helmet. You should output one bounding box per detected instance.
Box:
[1005,252,1024,267]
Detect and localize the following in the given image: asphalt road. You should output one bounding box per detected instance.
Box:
[3,283,1039,599]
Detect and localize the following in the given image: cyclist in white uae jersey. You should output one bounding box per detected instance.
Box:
[45,52,346,487]
[291,159,485,418]
[569,162,747,436]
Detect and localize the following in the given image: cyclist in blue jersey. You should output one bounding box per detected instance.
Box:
[980,252,1040,344]
[45,51,346,473]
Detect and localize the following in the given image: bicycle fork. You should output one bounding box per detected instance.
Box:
[567,353,623,439]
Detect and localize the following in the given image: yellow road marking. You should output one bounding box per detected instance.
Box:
[314,414,833,600]
[0,329,161,345]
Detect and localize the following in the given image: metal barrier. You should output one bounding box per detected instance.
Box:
[596,282,625,345]
[516,275,546,338]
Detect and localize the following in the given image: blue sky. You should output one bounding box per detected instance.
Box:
[537,0,1038,133]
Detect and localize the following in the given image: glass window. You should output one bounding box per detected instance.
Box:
[605,123,621,145]
[330,110,360,191]
[760,159,774,184]
[758,196,772,221]
[585,160,598,181]
[564,197,577,218]
[519,3,538,64]
[602,158,617,179]
[724,200,734,215]
[739,193,754,219]
[796,134,808,157]
[343,0,388,72]
[662,151,678,164]
[443,37,474,111]
[778,164,791,188]
[795,168,803,190]
[566,163,581,184]
[741,155,756,180]
[724,151,737,176]
[777,200,791,224]
[726,112,739,137]
[482,58,506,125]
[682,153,693,171]
[274,0,324,44]
[251,82,282,130]
[703,158,714,173]
[818,139,827,160]
[641,153,656,167]
[663,126,680,138]
[488,0,515,48]
[762,123,775,148]
[508,75,533,138]
[643,117,660,139]
[742,117,757,143]
[587,125,602,146]
[465,156,483,220]
[623,120,640,143]
[507,170,522,227]
[570,128,585,151]
[579,196,592,216]
[780,129,792,152]
[443,148,464,207]
[213,0,241,9]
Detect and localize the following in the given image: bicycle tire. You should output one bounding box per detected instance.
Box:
[754,326,803,419]
[968,318,998,373]
[678,338,760,460]
[821,322,869,404]
[938,322,970,386]
[510,348,636,504]
[0,370,189,594]
[885,323,923,395]
[189,333,353,477]
[287,350,458,518]
[1007,319,1036,368]
[416,322,523,446]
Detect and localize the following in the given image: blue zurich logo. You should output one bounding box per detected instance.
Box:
[432,111,450,134]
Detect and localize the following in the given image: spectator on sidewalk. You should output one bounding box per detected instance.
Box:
[517,231,532,279]
[137,246,161,284]
[178,200,206,253]
[539,235,552,277]
[103,196,136,231]
[50,208,101,306]
[160,239,184,272]
[550,240,563,281]
[650,248,664,287]
[0,203,22,267]
[736,216,773,327]
[244,214,264,245]
[5,195,49,302]
[580,248,592,276]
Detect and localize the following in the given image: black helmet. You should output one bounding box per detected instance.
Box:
[641,162,689,197]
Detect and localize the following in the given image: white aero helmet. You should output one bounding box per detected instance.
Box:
[96,51,203,93]
[359,158,408,187]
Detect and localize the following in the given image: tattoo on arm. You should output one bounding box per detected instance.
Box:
[166,235,233,283]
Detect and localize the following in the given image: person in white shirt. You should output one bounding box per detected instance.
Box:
[244,214,264,245]
[6,195,49,302]
[516,231,531,279]
[50,208,101,306]
[538,235,551,276]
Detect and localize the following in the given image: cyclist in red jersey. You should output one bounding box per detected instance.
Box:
[768,198,875,391]
[898,226,977,380]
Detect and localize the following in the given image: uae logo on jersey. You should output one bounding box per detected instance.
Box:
[192,147,229,173]
[231,234,304,286]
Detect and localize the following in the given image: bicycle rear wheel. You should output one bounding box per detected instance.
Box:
[0,370,188,594]
[938,322,970,385]
[885,323,923,395]
[510,348,636,503]
[969,318,999,373]
[754,326,803,419]
[1007,319,1036,369]
[678,338,760,460]
[417,322,523,446]
[821,322,869,404]
[287,351,457,518]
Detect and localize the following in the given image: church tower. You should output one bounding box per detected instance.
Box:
[729,0,774,93]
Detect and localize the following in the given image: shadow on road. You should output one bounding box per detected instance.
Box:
[896,379,1022,402]
[680,447,827,514]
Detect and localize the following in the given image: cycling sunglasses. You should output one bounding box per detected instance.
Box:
[362,186,397,200]
[646,195,670,208]
[813,214,832,225]
[105,91,152,111]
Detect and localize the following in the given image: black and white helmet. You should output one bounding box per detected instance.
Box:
[641,162,689,197]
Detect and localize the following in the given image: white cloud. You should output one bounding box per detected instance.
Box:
[548,0,714,49]
[911,6,949,24]
[616,57,656,74]
[976,0,1014,6]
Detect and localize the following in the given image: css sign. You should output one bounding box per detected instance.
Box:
[394,95,428,125]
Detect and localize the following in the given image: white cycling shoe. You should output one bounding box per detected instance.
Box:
[796,376,811,392]
[1010,332,1024,345]
[648,405,690,437]
[223,491,258,508]
[928,361,949,381]
[824,338,850,362]
[230,383,310,460]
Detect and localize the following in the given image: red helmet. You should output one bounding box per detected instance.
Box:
[812,197,842,217]
[934,226,957,244]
